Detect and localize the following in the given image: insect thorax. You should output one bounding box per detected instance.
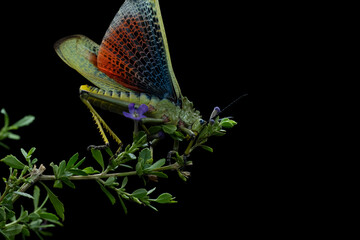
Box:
[154,97,201,128]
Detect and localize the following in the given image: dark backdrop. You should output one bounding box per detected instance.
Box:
[1,1,253,239]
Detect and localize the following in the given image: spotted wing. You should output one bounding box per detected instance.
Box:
[54,34,132,92]
[97,0,182,103]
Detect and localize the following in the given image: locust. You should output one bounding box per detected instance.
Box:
[55,0,217,150]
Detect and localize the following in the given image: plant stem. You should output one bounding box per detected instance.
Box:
[0,183,10,203]
[39,163,182,181]
[12,164,46,203]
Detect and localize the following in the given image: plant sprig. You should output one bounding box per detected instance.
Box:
[0,108,237,239]
[0,108,35,149]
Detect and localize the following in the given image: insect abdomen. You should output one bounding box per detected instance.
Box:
[79,85,160,115]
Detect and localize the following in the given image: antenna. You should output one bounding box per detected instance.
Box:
[220,93,248,115]
[209,93,248,121]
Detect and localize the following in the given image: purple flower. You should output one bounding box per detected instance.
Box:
[123,103,148,121]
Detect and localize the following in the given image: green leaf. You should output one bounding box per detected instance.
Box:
[220,118,237,128]
[146,158,166,171]
[2,224,23,238]
[40,182,65,221]
[13,191,34,199]
[121,177,128,188]
[68,169,88,176]
[0,207,6,222]
[118,195,128,215]
[91,148,104,171]
[104,176,117,186]
[53,180,63,189]
[1,108,9,128]
[136,162,143,176]
[154,193,177,204]
[162,124,177,134]
[131,188,147,199]
[82,167,100,175]
[97,182,116,205]
[0,141,9,149]
[38,212,60,223]
[139,148,151,163]
[33,186,40,210]
[126,153,137,160]
[12,115,35,128]
[73,157,86,169]
[147,172,168,178]
[66,153,79,170]
[148,126,162,134]
[147,187,156,195]
[1,155,25,169]
[57,160,67,177]
[61,178,75,189]
[7,132,20,140]
[28,147,36,156]
[200,145,213,152]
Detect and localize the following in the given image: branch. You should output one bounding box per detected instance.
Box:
[38,163,181,181]
[12,164,46,202]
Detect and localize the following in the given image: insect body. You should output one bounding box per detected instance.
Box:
[55,0,202,146]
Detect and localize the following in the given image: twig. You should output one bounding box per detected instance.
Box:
[12,164,46,202]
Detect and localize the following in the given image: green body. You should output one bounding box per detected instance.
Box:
[80,85,202,132]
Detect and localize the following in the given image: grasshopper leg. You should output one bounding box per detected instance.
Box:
[80,94,122,149]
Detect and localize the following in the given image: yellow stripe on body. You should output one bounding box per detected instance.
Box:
[79,85,160,115]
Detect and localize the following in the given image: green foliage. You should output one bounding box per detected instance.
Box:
[0,108,35,149]
[0,108,238,239]
[0,186,62,240]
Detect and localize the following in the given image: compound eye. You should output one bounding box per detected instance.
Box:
[199,119,206,125]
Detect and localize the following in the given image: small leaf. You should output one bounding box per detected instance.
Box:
[131,188,147,199]
[91,149,104,171]
[200,145,213,152]
[136,162,143,176]
[38,212,60,222]
[33,186,40,210]
[7,132,20,140]
[0,141,9,149]
[66,153,79,170]
[220,118,237,128]
[146,158,166,171]
[126,153,137,160]
[139,148,151,163]
[148,126,162,135]
[162,125,177,134]
[53,180,63,189]
[20,148,28,159]
[68,169,88,176]
[2,224,23,238]
[97,182,116,205]
[104,176,117,186]
[28,147,36,156]
[12,115,35,128]
[154,193,177,204]
[57,160,67,178]
[40,182,65,221]
[1,155,25,169]
[82,167,100,175]
[148,172,168,178]
[61,178,76,189]
[147,187,156,195]
[73,157,85,169]
[118,195,128,214]
[13,191,34,199]
[121,177,128,188]
[0,207,6,222]
[1,108,9,128]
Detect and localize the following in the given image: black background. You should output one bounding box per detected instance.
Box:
[1,1,254,239]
